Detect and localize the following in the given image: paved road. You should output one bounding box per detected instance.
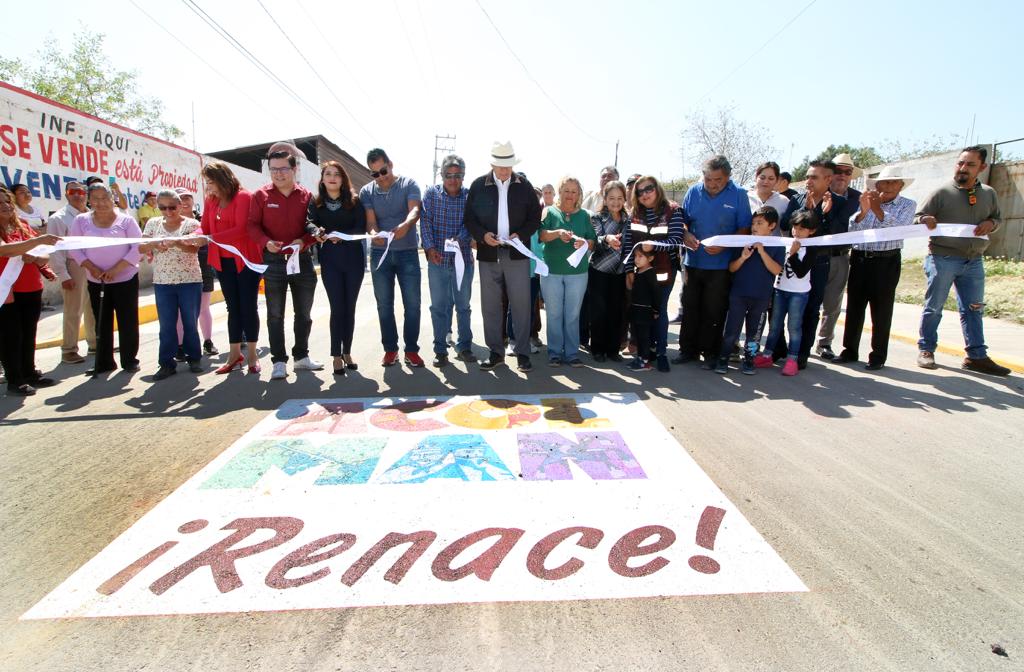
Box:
[2,272,1022,671]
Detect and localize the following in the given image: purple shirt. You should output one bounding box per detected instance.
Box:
[69,213,142,284]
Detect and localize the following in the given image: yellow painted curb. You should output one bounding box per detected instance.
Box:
[36,289,225,350]
[836,317,1024,374]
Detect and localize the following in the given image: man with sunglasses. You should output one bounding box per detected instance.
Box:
[777,160,847,369]
[359,147,424,368]
[46,180,96,364]
[247,148,322,380]
[814,153,863,361]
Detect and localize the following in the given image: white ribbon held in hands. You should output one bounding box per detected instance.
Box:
[323,230,395,269]
[566,235,590,268]
[499,235,548,277]
[443,238,466,290]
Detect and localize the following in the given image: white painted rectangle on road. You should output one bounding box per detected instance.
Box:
[23,393,806,619]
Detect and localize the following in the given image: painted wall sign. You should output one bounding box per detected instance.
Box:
[23,394,806,619]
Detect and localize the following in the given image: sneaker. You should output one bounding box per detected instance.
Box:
[628,358,652,372]
[404,352,425,368]
[917,350,936,369]
[174,346,186,362]
[122,361,141,372]
[714,357,729,374]
[294,356,324,371]
[962,357,1011,376]
[456,350,478,363]
[382,351,399,367]
[700,357,715,371]
[153,365,177,381]
[865,362,884,371]
[479,353,504,371]
[62,352,86,364]
[203,339,219,356]
[817,345,836,361]
[741,356,756,375]
[433,353,449,368]
[9,383,36,396]
[656,355,670,372]
[548,358,562,367]
[668,314,683,325]
[671,352,694,365]
[516,355,532,372]
[271,362,288,380]
[567,358,584,368]
[188,361,203,374]
[753,354,774,368]
[781,359,799,376]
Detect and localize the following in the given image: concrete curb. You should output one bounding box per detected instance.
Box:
[836,317,1024,374]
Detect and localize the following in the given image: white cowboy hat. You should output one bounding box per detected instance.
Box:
[489,141,521,167]
[831,153,864,178]
[868,166,914,189]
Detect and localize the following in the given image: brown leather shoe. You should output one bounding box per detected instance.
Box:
[62,352,86,364]
[962,357,1011,376]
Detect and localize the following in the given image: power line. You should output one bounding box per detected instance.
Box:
[695,0,820,103]
[294,0,375,110]
[473,0,612,146]
[180,0,361,150]
[254,0,376,147]
[127,0,292,139]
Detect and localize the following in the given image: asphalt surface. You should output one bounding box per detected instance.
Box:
[2,271,1023,671]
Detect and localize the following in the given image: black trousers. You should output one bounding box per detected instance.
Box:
[630,306,655,361]
[588,269,626,357]
[679,267,731,360]
[0,290,42,389]
[88,276,139,371]
[321,261,364,356]
[842,250,902,366]
[217,261,261,344]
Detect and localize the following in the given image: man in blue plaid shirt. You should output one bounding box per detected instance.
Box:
[421,154,476,367]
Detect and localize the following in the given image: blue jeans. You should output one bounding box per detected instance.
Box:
[919,254,987,358]
[154,282,201,367]
[764,288,809,359]
[371,247,421,353]
[540,272,588,361]
[428,260,474,354]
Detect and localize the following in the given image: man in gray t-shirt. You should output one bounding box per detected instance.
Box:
[359,148,424,367]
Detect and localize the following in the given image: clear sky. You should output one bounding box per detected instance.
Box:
[4,0,1022,190]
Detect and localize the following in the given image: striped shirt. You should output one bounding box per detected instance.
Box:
[849,194,916,252]
[420,184,472,267]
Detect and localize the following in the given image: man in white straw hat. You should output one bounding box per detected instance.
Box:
[464,141,542,373]
[815,152,864,361]
[834,166,915,370]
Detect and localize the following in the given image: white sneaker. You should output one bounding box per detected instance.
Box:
[293,356,324,371]
[271,362,288,379]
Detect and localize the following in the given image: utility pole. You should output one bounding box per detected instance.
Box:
[614,139,619,168]
[432,134,457,185]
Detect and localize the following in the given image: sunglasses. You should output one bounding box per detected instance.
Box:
[67,188,86,196]
[636,184,657,196]
[371,166,390,179]
[157,204,179,211]
[443,172,464,180]
[834,168,854,176]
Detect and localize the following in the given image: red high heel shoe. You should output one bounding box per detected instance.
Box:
[215,356,245,374]
[247,361,261,375]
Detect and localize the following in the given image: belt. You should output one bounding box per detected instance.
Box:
[853,249,901,259]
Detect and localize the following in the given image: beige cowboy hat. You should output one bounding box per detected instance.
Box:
[831,153,864,178]
[867,166,915,189]
[489,141,521,167]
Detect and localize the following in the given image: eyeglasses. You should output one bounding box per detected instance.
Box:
[443,172,464,180]
[269,166,293,174]
[371,166,390,179]
[834,168,854,176]
[157,204,180,211]
[636,184,657,196]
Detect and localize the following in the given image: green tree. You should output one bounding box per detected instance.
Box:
[0,29,182,140]
[790,144,886,181]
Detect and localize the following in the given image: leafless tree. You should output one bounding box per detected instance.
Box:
[682,106,777,187]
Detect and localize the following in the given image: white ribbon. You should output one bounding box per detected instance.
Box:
[623,239,679,266]
[324,230,395,269]
[701,224,985,248]
[499,236,548,277]
[283,244,302,275]
[566,235,591,268]
[443,238,466,290]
